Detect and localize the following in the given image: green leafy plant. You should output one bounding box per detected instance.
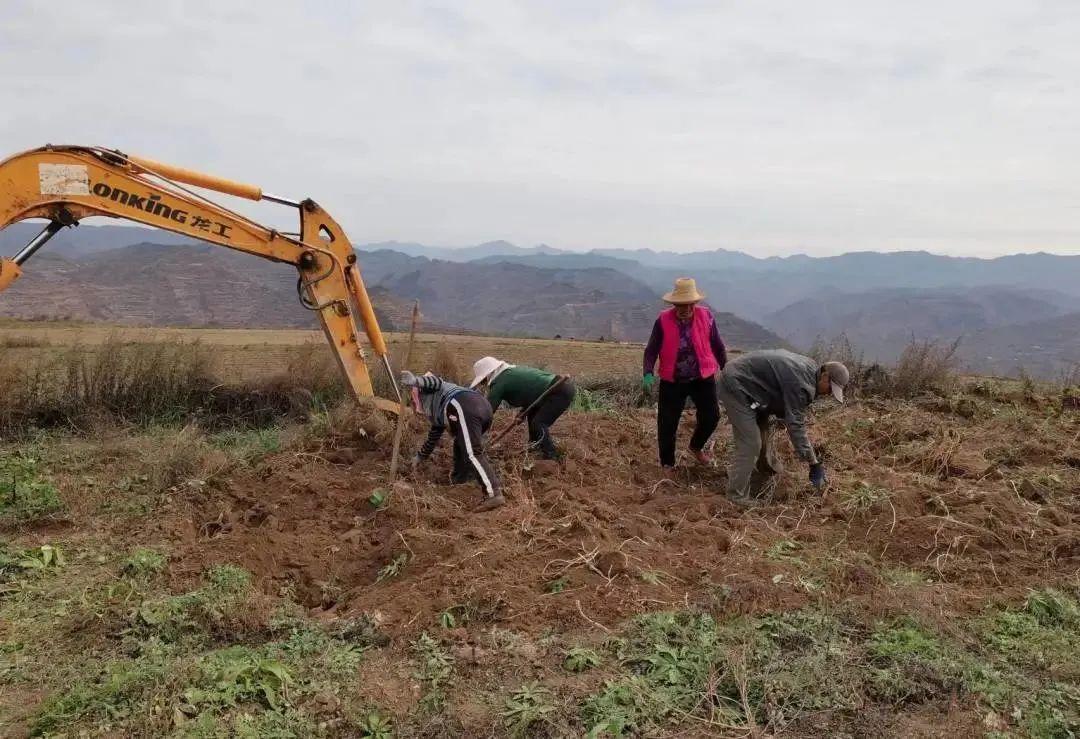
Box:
[502,682,556,737]
[376,553,408,583]
[564,648,601,673]
[412,632,453,711]
[121,548,167,579]
[183,647,293,710]
[357,710,394,738]
[16,543,65,571]
[1024,588,1080,627]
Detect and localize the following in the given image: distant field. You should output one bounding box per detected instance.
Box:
[0,320,645,382]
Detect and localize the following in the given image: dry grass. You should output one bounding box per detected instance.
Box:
[0,337,352,434]
[430,343,465,385]
[811,335,960,400]
[0,335,49,348]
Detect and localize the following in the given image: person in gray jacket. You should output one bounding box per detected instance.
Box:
[716,350,849,501]
[402,371,505,512]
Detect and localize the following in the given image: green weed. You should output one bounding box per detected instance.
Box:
[357,709,395,738]
[183,646,293,711]
[0,450,63,523]
[121,547,167,580]
[564,647,602,673]
[136,565,253,643]
[1024,588,1080,628]
[376,553,408,583]
[571,387,617,414]
[502,682,556,737]
[412,632,453,712]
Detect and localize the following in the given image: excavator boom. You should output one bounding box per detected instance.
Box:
[0,145,399,412]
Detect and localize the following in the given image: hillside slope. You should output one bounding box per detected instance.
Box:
[0,242,786,346]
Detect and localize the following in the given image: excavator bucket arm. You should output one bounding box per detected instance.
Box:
[0,145,399,412]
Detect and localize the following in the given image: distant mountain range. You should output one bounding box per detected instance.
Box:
[2,223,1078,377]
[0,229,785,348]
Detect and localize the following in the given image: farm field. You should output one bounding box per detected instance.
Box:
[0,323,1078,737]
[0,320,644,384]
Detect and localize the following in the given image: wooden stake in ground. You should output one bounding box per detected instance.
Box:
[388,300,420,482]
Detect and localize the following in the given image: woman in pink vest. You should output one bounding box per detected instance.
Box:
[642,277,727,473]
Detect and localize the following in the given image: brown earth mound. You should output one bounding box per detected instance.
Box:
[153,402,1080,637]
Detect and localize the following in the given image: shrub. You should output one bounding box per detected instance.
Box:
[809,335,960,400]
[430,342,464,384]
[887,338,961,398]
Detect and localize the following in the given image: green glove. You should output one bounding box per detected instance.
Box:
[642,373,656,391]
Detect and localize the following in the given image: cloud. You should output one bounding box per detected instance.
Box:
[2,0,1078,256]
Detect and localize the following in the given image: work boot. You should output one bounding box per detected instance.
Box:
[660,465,677,480]
[474,493,506,512]
[541,446,562,461]
[690,448,714,466]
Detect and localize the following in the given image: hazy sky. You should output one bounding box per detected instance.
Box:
[2,1,1078,257]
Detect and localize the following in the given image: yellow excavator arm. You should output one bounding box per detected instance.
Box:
[0,145,400,412]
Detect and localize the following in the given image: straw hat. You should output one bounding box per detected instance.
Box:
[470,356,515,388]
[662,277,705,304]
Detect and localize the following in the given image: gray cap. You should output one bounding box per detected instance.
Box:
[822,362,850,402]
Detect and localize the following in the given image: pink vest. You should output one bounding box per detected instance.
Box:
[657,306,719,382]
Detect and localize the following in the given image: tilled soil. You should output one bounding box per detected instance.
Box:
[154,400,1080,638]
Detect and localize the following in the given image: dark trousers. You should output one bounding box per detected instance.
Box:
[657,377,720,467]
[527,380,576,459]
[446,392,500,497]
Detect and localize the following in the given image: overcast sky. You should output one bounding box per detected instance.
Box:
[3,1,1078,257]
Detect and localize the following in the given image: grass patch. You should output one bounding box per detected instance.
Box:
[839,481,891,513]
[0,450,63,524]
[571,386,618,413]
[207,427,282,462]
[135,564,254,644]
[865,619,963,704]
[31,651,176,735]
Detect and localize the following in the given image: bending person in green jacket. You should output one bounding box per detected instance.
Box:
[469,356,576,460]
